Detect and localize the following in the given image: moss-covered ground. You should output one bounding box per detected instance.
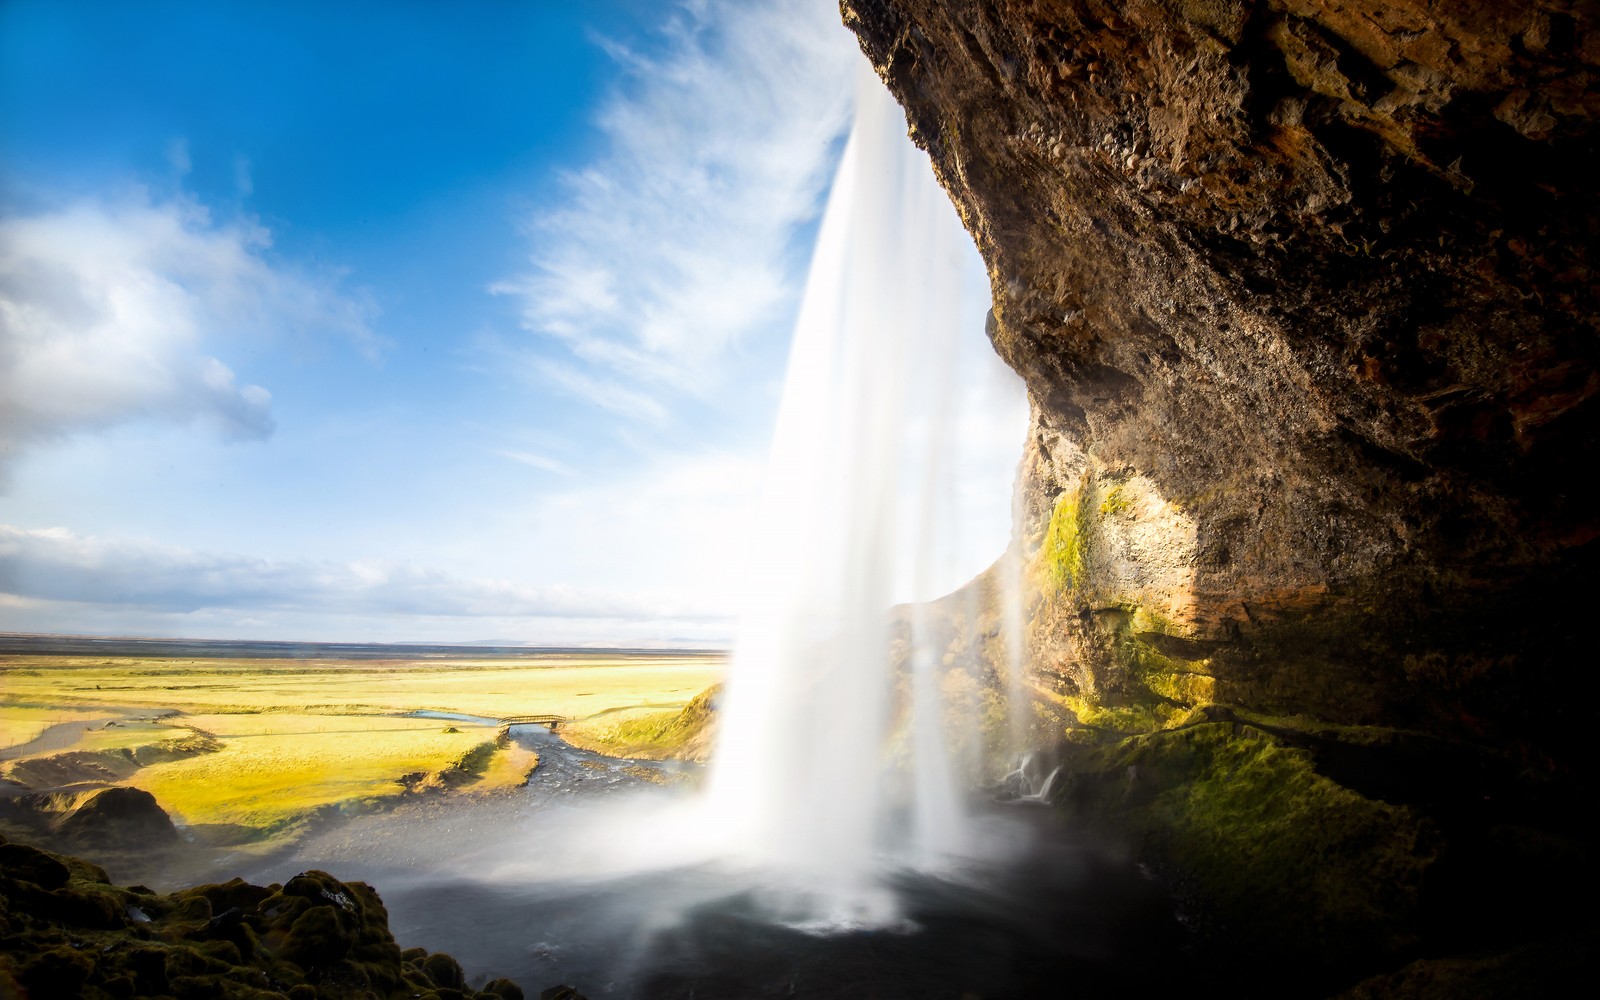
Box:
[1050,721,1436,983]
[0,837,530,999]
[1040,704,1600,995]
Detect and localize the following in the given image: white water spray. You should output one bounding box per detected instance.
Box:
[706,60,1020,917]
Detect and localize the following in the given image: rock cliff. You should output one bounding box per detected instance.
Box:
[844,0,1598,989]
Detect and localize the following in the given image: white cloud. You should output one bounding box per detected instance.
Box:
[0,190,377,484]
[0,524,724,627]
[493,0,857,416]
[534,357,671,424]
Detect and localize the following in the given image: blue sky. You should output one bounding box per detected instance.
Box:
[0,0,1024,645]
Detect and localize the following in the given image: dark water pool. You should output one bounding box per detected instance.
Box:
[235,725,1186,999]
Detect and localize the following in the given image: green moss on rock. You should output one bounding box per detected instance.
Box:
[481,976,524,1000]
[0,835,526,999]
[1059,692,1198,734]
[1140,670,1216,704]
[1098,483,1133,516]
[1041,485,1089,593]
[1053,723,1436,974]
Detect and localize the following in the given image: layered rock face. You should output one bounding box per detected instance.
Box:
[844,0,1596,758]
[845,0,1598,987]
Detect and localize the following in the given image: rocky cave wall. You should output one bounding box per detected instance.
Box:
[844,0,1598,765]
[847,3,1599,983]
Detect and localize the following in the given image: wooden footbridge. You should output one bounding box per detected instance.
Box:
[497,714,568,732]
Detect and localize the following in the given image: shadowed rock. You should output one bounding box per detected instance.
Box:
[56,787,179,847]
[844,0,1600,991]
[0,835,532,999]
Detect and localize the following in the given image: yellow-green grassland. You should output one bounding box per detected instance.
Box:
[0,651,723,853]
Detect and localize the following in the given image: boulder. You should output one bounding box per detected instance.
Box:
[56,787,178,846]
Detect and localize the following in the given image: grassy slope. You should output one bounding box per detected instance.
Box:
[562,683,722,761]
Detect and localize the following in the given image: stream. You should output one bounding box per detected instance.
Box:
[228,723,1186,999]
[0,708,177,765]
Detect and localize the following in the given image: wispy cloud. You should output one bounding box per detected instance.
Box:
[165,137,192,176]
[232,155,254,196]
[492,0,856,419]
[495,448,577,477]
[0,189,378,484]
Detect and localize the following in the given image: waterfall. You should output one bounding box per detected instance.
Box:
[705,59,1011,920]
[998,520,1034,757]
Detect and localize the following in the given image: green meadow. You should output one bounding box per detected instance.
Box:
[1,652,723,849]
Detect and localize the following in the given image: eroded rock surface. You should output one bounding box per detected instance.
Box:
[844,0,1599,988]
[844,0,1596,749]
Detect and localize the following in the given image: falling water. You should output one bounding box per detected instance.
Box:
[705,60,1008,919]
[998,512,1034,756]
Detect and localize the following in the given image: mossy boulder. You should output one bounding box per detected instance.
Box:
[0,841,70,889]
[482,978,525,1000]
[421,951,466,991]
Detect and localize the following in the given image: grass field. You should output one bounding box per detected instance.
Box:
[0,654,721,721]
[0,651,723,848]
[129,714,504,836]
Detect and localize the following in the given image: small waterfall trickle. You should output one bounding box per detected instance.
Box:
[1001,751,1063,805]
[704,59,1006,920]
